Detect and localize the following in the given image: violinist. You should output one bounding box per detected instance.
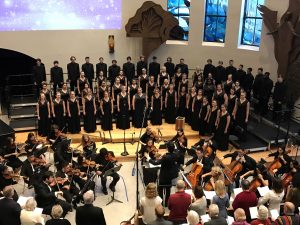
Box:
[95,148,120,195]
[202,166,225,191]
[140,138,159,161]
[47,124,67,151]
[170,128,187,165]
[268,145,292,175]
[24,132,37,153]
[139,127,159,154]
[221,149,256,187]
[3,137,23,173]
[81,134,96,158]
[54,139,73,170]
[0,166,19,201]
[20,152,42,188]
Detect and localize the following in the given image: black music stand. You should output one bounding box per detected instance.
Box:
[120,115,129,156]
[105,164,123,205]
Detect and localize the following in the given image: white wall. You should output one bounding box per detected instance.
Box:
[0,0,288,82]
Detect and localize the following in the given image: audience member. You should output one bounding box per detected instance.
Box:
[204,204,227,225]
[250,205,271,225]
[232,208,250,225]
[45,205,71,225]
[20,198,44,225]
[168,180,191,224]
[76,190,106,225]
[148,205,172,225]
[140,183,162,224]
[189,185,207,217]
[273,202,299,225]
[212,180,229,218]
[187,210,200,225]
[232,179,258,222]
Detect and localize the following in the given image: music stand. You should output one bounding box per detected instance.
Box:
[104,164,123,205]
[120,115,129,156]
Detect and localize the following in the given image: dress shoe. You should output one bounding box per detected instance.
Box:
[102,189,108,195]
[109,184,116,192]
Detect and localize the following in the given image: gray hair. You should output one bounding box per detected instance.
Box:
[51,205,63,219]
[3,186,14,198]
[83,190,94,204]
[257,205,269,220]
[25,198,37,211]
[234,208,246,222]
[187,210,200,225]
[209,204,219,218]
[176,180,185,190]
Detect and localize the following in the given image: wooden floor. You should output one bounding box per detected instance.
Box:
[14,121,299,164]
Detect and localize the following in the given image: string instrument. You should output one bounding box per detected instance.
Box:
[3,171,23,180]
[267,149,291,175]
[204,180,213,191]
[249,176,263,192]
[282,172,293,188]
[32,157,50,167]
[66,168,85,177]
[82,159,98,168]
[203,146,213,158]
[149,130,161,143]
[187,158,203,188]
[50,177,68,187]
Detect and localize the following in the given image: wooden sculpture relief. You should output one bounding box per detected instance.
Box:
[125,1,183,60]
[259,0,300,103]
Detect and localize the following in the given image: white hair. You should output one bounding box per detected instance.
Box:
[187,210,200,225]
[25,198,37,211]
[83,190,94,204]
[209,204,219,218]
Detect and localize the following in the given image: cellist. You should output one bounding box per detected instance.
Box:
[221,149,256,187]
[268,145,292,175]
[202,166,225,191]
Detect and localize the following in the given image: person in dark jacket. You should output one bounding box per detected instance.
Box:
[175,58,189,76]
[242,68,254,100]
[108,59,121,85]
[236,64,246,85]
[260,72,274,115]
[67,56,80,91]
[203,59,215,81]
[252,68,264,113]
[0,185,21,225]
[123,56,135,82]
[164,57,175,78]
[50,60,64,95]
[96,57,107,78]
[214,60,226,84]
[204,204,228,225]
[273,75,286,121]
[225,59,237,82]
[149,56,160,82]
[76,190,106,225]
[137,55,148,76]
[82,57,95,89]
[33,58,46,97]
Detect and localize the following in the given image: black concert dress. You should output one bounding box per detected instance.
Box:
[134,94,147,128]
[177,93,187,117]
[84,97,96,133]
[208,108,218,135]
[151,95,162,125]
[38,100,50,137]
[191,97,202,131]
[117,93,130,130]
[199,103,209,136]
[53,99,65,130]
[214,112,229,151]
[68,98,81,134]
[165,90,176,124]
[102,98,113,131]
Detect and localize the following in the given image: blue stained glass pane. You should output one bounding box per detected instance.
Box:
[242,18,255,45]
[254,19,262,45]
[256,0,264,17]
[218,0,228,16]
[206,0,219,15]
[216,16,227,42]
[204,16,218,42]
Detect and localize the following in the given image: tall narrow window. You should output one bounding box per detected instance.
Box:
[241,0,264,46]
[203,0,228,43]
[168,0,191,41]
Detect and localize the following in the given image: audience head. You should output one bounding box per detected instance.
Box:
[51,205,64,219]
[3,185,14,198]
[176,180,185,191]
[193,185,204,199]
[234,208,246,222]
[272,177,283,194]
[284,202,295,214]
[187,210,200,225]
[208,204,219,218]
[155,205,165,218]
[145,183,157,199]
[166,141,175,153]
[215,180,226,197]
[24,198,37,211]
[257,205,269,221]
[83,190,95,205]
[241,179,250,191]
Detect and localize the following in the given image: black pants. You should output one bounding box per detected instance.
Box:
[70,80,77,91]
[43,199,71,217]
[101,172,120,191]
[87,78,93,90]
[158,180,172,207]
[53,82,62,95]
[273,101,282,121]
[36,83,43,98]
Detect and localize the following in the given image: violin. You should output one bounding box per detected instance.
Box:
[49,177,68,187]
[82,159,98,168]
[3,171,23,180]
[66,168,84,177]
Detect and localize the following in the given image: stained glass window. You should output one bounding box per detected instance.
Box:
[203,0,228,43]
[241,0,264,46]
[168,0,191,41]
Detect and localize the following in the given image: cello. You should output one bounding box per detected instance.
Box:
[187,158,203,188]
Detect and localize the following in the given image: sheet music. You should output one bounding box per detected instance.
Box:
[233,188,243,197]
[17,196,33,207]
[148,163,161,168]
[227,216,234,225]
[249,206,258,219]
[201,214,211,223]
[34,207,43,214]
[270,209,279,221]
[204,190,216,200]
[257,186,270,196]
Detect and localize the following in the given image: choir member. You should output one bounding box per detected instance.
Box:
[77,71,89,96]
[207,99,219,135]
[191,89,203,131]
[173,67,182,91]
[149,56,160,82]
[67,91,81,134]
[161,79,170,103]
[108,59,121,84]
[187,87,197,125]
[236,64,246,84]
[214,104,230,151]
[81,56,94,89]
[177,86,188,118]
[123,56,135,82]
[82,88,97,133]
[52,92,66,131]
[203,59,215,81]
[223,74,234,95]
[151,88,163,125]
[165,84,177,124]
[199,96,210,136]
[96,71,106,88]
[194,75,204,92]
[97,80,108,101]
[242,68,254,100]
[50,60,64,95]
[214,60,226,84]
[192,66,203,85]
[81,83,90,98]
[146,75,156,102]
[67,56,80,91]
[117,86,131,129]
[164,57,175,78]
[137,55,148,77]
[100,91,113,131]
[60,83,69,104]
[232,91,250,141]
[37,92,51,137]
[203,73,215,103]
[175,58,189,76]
[129,79,138,105]
[3,137,23,172]
[40,82,52,102]
[213,84,228,109]
[178,73,188,93]
[96,57,107,78]
[157,66,170,87]
[260,72,273,115]
[139,68,148,93]
[112,77,122,105]
[227,88,237,117]
[117,70,127,87]
[33,58,46,97]
[133,87,148,128]
[234,81,242,98]
[225,59,237,82]
[252,68,264,114]
[273,75,286,121]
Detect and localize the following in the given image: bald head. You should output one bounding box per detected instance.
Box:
[176,180,185,191]
[284,202,295,214]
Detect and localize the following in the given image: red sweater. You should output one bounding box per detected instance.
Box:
[251,219,272,225]
[168,191,191,222]
[232,191,258,221]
